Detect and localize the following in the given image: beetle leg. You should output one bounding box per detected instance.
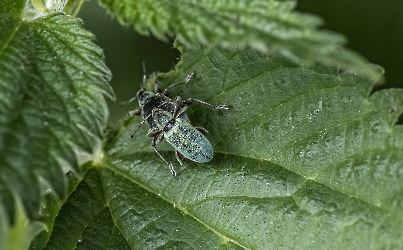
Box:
[129,109,142,116]
[172,97,181,115]
[195,127,209,134]
[147,129,163,137]
[141,62,147,88]
[156,133,164,144]
[150,71,163,93]
[182,98,228,110]
[154,80,162,93]
[171,96,189,119]
[175,150,184,165]
[163,73,194,96]
[152,136,176,176]
[174,105,189,119]
[163,89,170,97]
[174,96,188,108]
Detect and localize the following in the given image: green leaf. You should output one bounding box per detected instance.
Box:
[42,168,128,250]
[97,0,380,80]
[0,199,46,250]
[42,168,243,249]
[38,44,403,249]
[28,167,83,250]
[0,0,114,227]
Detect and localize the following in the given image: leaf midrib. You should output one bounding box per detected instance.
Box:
[100,163,249,250]
[100,177,134,250]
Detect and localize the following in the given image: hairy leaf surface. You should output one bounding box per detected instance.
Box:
[97,0,380,80]
[37,43,403,249]
[0,0,114,228]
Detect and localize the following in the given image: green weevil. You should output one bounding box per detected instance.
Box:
[129,73,227,176]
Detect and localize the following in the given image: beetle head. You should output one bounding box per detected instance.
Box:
[136,89,155,108]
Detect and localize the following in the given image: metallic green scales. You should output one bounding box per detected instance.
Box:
[165,118,213,163]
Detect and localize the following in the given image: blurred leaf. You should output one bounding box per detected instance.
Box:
[40,44,403,249]
[63,0,86,16]
[28,167,84,250]
[0,200,45,250]
[0,0,114,229]
[97,0,381,80]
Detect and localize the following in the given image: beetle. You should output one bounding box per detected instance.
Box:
[128,72,227,176]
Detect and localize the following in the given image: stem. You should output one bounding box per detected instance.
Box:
[63,0,86,16]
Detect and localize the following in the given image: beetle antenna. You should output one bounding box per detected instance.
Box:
[131,120,146,138]
[130,113,153,138]
[118,96,137,107]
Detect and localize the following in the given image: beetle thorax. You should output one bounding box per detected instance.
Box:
[152,108,174,131]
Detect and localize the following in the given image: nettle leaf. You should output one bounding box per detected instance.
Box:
[0,0,114,229]
[28,167,83,250]
[97,0,380,80]
[40,44,403,249]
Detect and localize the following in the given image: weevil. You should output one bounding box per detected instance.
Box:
[128,73,227,176]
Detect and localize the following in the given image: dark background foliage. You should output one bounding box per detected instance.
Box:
[297,0,403,91]
[78,0,403,124]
